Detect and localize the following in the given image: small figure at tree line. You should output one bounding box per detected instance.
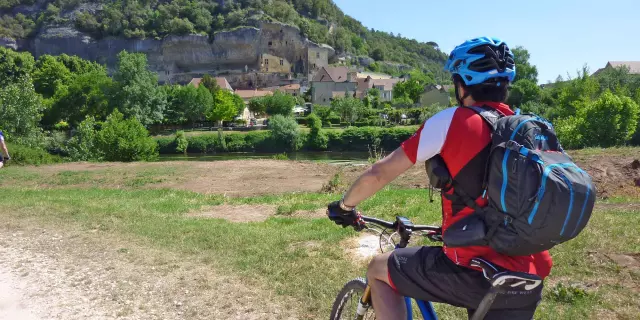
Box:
[0,130,10,169]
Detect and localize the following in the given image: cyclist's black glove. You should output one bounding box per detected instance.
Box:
[327,200,366,231]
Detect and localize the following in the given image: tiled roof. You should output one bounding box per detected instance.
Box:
[235,90,273,99]
[607,61,640,74]
[313,66,354,82]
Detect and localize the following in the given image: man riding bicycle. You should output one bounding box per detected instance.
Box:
[0,130,10,169]
[327,37,552,319]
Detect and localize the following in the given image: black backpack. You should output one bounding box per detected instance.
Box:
[441,106,597,256]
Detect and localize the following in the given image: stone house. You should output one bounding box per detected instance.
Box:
[234,89,274,120]
[356,76,403,101]
[311,66,358,105]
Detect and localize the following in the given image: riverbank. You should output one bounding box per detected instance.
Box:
[155,126,419,154]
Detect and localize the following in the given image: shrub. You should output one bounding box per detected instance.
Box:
[340,122,350,127]
[187,134,219,153]
[66,116,102,161]
[225,133,247,151]
[271,153,289,160]
[54,121,70,131]
[295,117,307,125]
[306,113,328,150]
[243,131,272,152]
[156,136,176,154]
[268,115,301,151]
[175,130,188,154]
[4,143,63,166]
[327,115,341,125]
[95,110,158,162]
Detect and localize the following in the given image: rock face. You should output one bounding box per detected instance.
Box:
[8,21,335,89]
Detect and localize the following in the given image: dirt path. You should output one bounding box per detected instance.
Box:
[0,225,301,320]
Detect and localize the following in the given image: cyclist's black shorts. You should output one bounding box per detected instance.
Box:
[387,246,543,320]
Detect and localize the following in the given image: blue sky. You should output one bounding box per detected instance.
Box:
[333,0,639,84]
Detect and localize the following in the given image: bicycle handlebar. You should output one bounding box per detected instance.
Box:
[361,215,441,233]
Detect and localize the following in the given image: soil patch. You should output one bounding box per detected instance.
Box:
[605,254,640,270]
[572,151,640,199]
[188,204,277,222]
[18,160,338,197]
[0,224,300,320]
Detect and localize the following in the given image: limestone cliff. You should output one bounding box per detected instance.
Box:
[6,21,335,89]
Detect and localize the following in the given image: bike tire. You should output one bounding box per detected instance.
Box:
[329,277,376,320]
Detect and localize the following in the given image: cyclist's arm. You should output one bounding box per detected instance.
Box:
[342,147,414,207]
[342,107,457,207]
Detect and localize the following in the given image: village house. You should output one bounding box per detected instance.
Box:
[310,66,358,105]
[593,61,640,76]
[356,76,403,101]
[234,89,273,121]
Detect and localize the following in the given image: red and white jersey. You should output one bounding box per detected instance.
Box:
[401,101,553,278]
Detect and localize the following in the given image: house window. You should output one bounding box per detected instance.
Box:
[316,52,320,58]
[266,67,269,72]
[280,59,284,66]
[285,41,288,45]
[268,41,273,46]
[265,59,269,65]
[313,63,316,68]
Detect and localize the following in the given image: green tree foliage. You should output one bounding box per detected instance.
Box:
[306,112,327,150]
[206,89,238,124]
[393,71,434,104]
[95,109,158,162]
[32,54,73,98]
[331,96,366,123]
[248,97,267,116]
[371,48,385,62]
[46,69,113,127]
[175,130,188,155]
[578,91,640,148]
[111,51,167,126]
[201,74,221,95]
[268,114,300,151]
[0,47,35,87]
[0,13,36,38]
[65,116,102,161]
[0,78,43,145]
[512,46,538,83]
[507,79,541,107]
[264,91,295,116]
[165,84,212,125]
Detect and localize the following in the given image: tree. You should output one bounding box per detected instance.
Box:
[248,97,267,116]
[265,91,295,116]
[331,97,366,122]
[268,114,300,151]
[201,74,221,95]
[111,50,167,126]
[512,46,538,83]
[32,55,72,98]
[166,84,212,125]
[0,78,43,145]
[65,116,102,161]
[371,48,385,62]
[46,69,113,127]
[206,89,238,125]
[231,92,245,116]
[0,47,35,87]
[507,79,542,107]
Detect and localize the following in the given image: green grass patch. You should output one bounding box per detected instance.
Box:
[0,184,638,318]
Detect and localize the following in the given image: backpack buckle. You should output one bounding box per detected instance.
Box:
[505,140,522,151]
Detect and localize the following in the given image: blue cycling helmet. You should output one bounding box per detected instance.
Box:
[444,37,516,86]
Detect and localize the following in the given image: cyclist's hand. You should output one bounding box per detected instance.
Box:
[326,201,366,231]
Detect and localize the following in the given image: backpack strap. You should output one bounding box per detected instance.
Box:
[464,105,504,130]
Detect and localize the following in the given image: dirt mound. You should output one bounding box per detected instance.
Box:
[574,153,640,199]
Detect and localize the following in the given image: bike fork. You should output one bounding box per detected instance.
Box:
[355,285,372,319]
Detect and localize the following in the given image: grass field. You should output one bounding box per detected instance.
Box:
[1,151,639,319]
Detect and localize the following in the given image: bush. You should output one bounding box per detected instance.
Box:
[306,113,328,150]
[95,110,158,162]
[66,116,102,161]
[268,115,301,151]
[340,122,350,127]
[175,130,188,154]
[225,132,246,151]
[4,143,63,166]
[271,153,289,160]
[327,115,341,125]
[156,136,176,154]
[186,134,219,153]
[295,117,307,125]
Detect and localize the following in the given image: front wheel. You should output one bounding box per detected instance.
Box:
[329,278,376,320]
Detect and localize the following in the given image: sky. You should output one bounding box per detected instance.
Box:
[333,0,639,84]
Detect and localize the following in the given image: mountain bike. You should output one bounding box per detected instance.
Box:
[329,215,543,320]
